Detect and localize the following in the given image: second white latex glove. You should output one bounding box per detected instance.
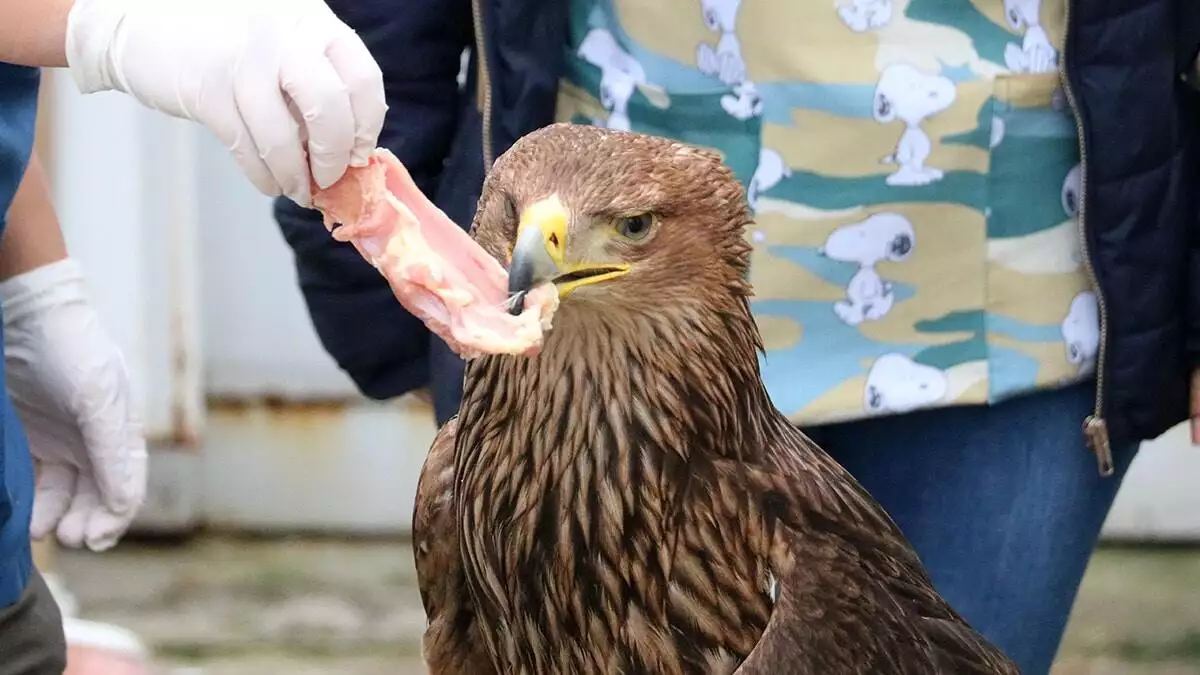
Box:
[0,259,147,552]
[65,0,387,206]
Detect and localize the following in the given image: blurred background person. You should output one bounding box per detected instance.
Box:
[275,2,1200,675]
[0,0,385,670]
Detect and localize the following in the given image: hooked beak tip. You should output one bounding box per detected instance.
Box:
[508,290,529,316]
[508,202,566,301]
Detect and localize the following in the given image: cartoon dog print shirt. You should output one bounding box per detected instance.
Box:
[556,0,1097,426]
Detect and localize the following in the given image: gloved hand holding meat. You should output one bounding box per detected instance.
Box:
[65,0,387,207]
[311,123,1020,675]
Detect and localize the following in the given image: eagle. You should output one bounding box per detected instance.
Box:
[412,123,1020,675]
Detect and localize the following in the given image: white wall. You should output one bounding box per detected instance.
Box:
[194,128,361,400]
[1105,425,1200,541]
[43,70,1200,540]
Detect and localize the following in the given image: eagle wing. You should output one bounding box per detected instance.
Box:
[732,431,1021,675]
[412,416,496,674]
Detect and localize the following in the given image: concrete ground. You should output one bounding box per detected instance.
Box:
[54,537,1200,675]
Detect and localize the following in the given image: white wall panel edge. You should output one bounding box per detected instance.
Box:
[1101,424,1200,541]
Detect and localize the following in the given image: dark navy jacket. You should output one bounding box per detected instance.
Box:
[276,0,1200,454]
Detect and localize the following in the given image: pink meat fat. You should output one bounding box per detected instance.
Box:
[311,149,558,359]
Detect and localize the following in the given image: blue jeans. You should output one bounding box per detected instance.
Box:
[803,382,1138,675]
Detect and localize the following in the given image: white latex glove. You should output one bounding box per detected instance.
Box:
[64,0,387,206]
[0,259,147,552]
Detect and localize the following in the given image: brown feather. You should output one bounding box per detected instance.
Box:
[413,418,495,674]
[411,123,1020,674]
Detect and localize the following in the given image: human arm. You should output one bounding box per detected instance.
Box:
[0,156,68,277]
[0,0,72,67]
[0,0,386,206]
[0,154,146,551]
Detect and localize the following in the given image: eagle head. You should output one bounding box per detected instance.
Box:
[470,123,755,322]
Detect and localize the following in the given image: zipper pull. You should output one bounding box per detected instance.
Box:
[1083,415,1114,477]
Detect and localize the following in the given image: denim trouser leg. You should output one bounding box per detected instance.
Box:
[803,382,1138,675]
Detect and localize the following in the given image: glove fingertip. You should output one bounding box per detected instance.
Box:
[288,184,314,208]
[29,520,53,541]
[30,510,58,540]
[311,159,349,191]
[92,438,149,517]
[31,493,72,541]
[228,140,285,200]
[86,532,120,553]
[350,134,382,167]
[84,511,132,552]
[56,517,86,549]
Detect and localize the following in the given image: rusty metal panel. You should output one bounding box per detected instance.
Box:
[163,119,205,448]
[199,393,436,534]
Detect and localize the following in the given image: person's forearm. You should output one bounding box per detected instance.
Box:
[0,0,73,67]
[0,155,69,280]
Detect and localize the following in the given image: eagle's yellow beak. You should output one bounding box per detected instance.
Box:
[508,195,630,311]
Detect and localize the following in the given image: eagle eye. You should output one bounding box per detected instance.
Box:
[616,213,655,241]
[501,194,517,222]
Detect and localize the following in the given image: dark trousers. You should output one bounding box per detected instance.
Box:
[0,570,66,675]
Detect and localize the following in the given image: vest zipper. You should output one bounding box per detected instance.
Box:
[470,0,495,172]
[1060,0,1114,477]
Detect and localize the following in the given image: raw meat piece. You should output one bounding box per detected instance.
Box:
[311,149,558,359]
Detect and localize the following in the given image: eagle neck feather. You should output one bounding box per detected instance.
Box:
[450,300,776,670]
